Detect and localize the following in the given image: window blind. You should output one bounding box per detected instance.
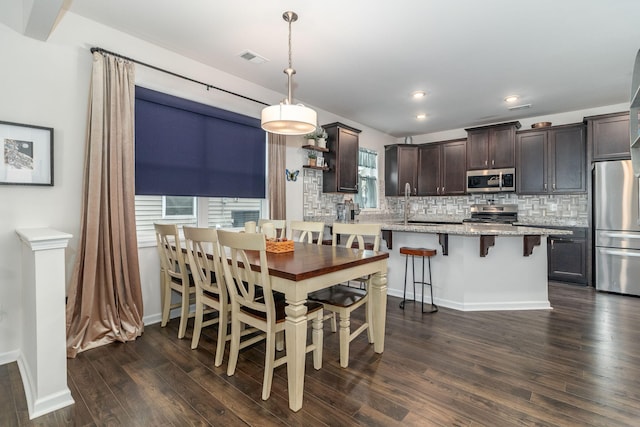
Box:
[135,86,266,198]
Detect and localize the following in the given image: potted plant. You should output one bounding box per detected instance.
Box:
[303,130,317,146]
[316,128,328,149]
[307,150,317,166]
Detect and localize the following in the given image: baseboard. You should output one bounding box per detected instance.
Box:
[0,350,19,366]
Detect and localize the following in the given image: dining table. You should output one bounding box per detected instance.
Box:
[241,241,389,412]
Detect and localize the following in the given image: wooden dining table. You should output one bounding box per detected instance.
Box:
[241,241,389,412]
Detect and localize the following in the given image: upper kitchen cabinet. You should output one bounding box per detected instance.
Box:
[516,123,586,194]
[585,112,630,161]
[465,121,521,170]
[417,139,466,196]
[322,122,361,193]
[385,144,418,196]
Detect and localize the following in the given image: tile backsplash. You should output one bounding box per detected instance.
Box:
[303,169,588,224]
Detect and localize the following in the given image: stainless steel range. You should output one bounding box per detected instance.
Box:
[463,203,518,224]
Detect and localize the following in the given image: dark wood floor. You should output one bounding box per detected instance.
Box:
[2,282,640,426]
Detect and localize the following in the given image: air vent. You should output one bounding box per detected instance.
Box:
[508,103,532,111]
[238,50,269,64]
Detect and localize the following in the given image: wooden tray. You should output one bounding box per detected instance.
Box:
[266,239,294,253]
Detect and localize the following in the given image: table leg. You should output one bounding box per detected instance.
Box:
[370,270,388,353]
[284,299,308,412]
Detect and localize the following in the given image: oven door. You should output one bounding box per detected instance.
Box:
[466,168,515,193]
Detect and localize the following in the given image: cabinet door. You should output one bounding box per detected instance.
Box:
[589,113,630,161]
[490,126,516,168]
[516,131,547,194]
[398,146,418,195]
[466,130,489,170]
[441,140,466,195]
[548,234,587,284]
[417,144,441,196]
[549,125,586,193]
[336,127,359,193]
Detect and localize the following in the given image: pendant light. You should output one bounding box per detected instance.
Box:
[261,11,317,135]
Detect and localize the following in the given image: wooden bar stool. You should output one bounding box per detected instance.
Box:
[399,247,438,313]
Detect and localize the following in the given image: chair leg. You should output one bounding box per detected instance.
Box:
[190,299,204,349]
[177,286,190,339]
[338,312,350,368]
[330,312,337,333]
[214,308,228,367]
[365,299,374,344]
[400,254,409,309]
[226,309,241,376]
[275,330,285,351]
[160,275,171,327]
[312,311,323,370]
[262,331,276,400]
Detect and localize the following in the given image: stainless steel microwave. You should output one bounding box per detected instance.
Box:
[466,168,516,193]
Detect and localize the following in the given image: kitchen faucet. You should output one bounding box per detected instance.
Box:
[404,182,411,225]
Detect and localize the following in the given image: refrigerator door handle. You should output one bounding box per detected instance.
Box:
[599,231,640,240]
[598,247,640,258]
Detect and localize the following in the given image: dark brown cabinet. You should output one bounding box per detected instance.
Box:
[548,227,588,285]
[466,122,520,170]
[586,112,630,161]
[322,122,360,193]
[417,139,466,196]
[516,123,586,194]
[385,144,418,196]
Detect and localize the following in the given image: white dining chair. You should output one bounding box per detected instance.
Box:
[307,222,381,368]
[183,226,229,366]
[154,223,196,339]
[217,230,324,400]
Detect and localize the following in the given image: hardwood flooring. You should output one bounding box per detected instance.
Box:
[2,282,640,426]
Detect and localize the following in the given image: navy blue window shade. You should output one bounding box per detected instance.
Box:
[135,86,266,198]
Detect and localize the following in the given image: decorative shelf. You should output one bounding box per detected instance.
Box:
[303,165,329,171]
[302,145,328,152]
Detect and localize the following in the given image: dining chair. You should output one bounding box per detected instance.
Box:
[307,222,381,368]
[154,223,196,339]
[217,230,324,400]
[257,219,286,239]
[183,226,229,367]
[288,220,325,244]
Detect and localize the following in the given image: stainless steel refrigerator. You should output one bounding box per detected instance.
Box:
[594,159,640,296]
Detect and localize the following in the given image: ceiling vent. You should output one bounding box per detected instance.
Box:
[508,103,532,111]
[238,50,269,64]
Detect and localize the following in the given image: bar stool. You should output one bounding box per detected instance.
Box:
[399,247,438,313]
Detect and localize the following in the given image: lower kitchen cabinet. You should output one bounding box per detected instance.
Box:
[547,227,588,285]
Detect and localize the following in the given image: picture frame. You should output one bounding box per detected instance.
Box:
[0,120,53,186]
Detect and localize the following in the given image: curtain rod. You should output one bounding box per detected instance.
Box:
[90,47,270,107]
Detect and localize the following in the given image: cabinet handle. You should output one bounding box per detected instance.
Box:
[442,186,445,194]
[436,187,440,195]
[492,159,495,166]
[485,160,488,166]
[544,183,547,191]
[552,183,556,191]
[550,239,554,249]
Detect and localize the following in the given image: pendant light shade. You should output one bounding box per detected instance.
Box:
[261,11,317,136]
[261,103,317,135]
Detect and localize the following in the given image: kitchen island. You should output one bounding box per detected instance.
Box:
[308,216,572,311]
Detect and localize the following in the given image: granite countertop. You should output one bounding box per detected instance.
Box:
[305,215,573,236]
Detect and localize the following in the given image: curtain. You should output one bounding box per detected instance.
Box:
[66,52,144,357]
[268,133,287,220]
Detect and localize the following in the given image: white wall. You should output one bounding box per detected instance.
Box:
[0,12,395,360]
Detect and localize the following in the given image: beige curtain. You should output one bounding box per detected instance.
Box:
[66,52,144,357]
[268,133,287,220]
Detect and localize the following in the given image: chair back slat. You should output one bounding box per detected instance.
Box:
[332,222,381,251]
[288,220,325,244]
[218,230,275,317]
[154,223,188,281]
[183,227,225,298]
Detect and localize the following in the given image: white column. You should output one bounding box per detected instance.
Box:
[15,228,74,419]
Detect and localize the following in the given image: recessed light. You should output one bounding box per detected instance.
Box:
[504,95,519,103]
[416,113,427,120]
[412,91,426,99]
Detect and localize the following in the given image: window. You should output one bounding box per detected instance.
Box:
[355,148,378,209]
[163,196,196,218]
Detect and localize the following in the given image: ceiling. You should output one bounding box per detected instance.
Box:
[53,1,640,136]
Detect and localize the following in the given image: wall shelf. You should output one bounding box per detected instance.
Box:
[302,145,328,152]
[303,165,330,171]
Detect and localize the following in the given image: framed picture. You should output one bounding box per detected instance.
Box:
[0,120,53,186]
